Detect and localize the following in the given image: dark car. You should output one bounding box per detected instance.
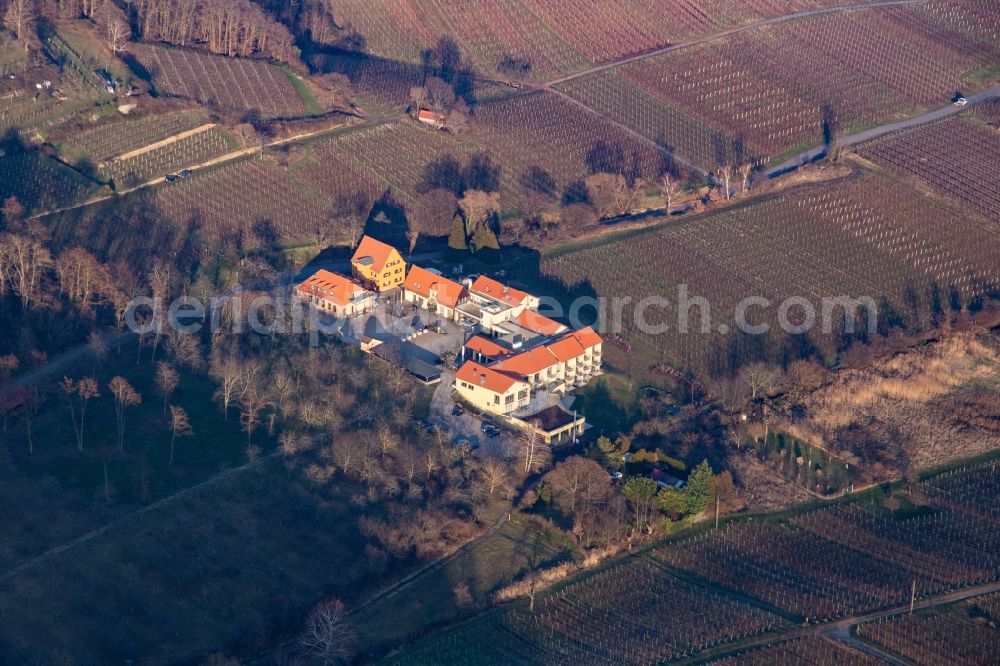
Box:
[178,169,193,178]
[452,405,464,416]
[486,427,501,438]
[480,422,494,433]
[165,174,178,182]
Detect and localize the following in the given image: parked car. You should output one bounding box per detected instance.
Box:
[953,97,968,107]
[178,169,192,178]
[480,421,498,433]
[609,472,623,481]
[452,405,464,416]
[165,174,178,182]
[486,427,501,438]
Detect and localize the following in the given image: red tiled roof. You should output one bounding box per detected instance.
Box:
[417,109,445,124]
[456,360,522,394]
[464,335,514,360]
[471,276,529,308]
[516,310,567,336]
[571,326,603,349]
[352,235,400,273]
[496,346,559,378]
[405,265,466,308]
[547,334,586,363]
[298,270,368,307]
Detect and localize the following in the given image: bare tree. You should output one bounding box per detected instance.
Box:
[661,172,681,213]
[739,162,753,192]
[3,0,36,44]
[0,232,53,312]
[739,362,782,401]
[716,165,733,200]
[300,598,356,665]
[239,388,268,448]
[19,386,43,456]
[481,459,510,495]
[516,423,549,475]
[61,377,100,451]
[105,17,129,55]
[167,405,193,467]
[155,362,179,416]
[108,376,141,453]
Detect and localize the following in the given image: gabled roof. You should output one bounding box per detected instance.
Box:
[516,310,567,337]
[352,235,400,273]
[298,269,370,307]
[464,335,514,360]
[495,346,560,378]
[417,109,445,123]
[456,360,523,394]
[405,265,466,308]
[571,326,603,349]
[471,276,529,308]
[547,334,587,363]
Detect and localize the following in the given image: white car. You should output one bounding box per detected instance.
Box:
[953,97,968,107]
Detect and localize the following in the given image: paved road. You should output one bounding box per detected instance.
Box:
[765,83,1000,178]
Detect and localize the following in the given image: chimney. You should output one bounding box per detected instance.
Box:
[479,374,486,385]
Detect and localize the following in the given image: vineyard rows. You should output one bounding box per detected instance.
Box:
[655,486,1000,620]
[61,110,211,164]
[857,592,1000,665]
[0,152,98,213]
[709,636,883,665]
[390,557,787,665]
[390,464,1000,664]
[558,3,1000,165]
[541,175,1000,372]
[331,0,880,79]
[129,43,307,118]
[857,117,1000,224]
[104,127,236,187]
[142,157,330,242]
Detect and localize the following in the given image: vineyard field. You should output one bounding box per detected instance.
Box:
[709,636,884,665]
[857,116,1000,224]
[539,174,1000,374]
[387,463,1000,664]
[58,110,212,164]
[857,592,1000,665]
[103,127,237,187]
[329,0,882,79]
[0,151,99,213]
[557,3,1000,165]
[128,43,310,118]
[387,557,788,665]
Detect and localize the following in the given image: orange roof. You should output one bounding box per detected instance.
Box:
[571,326,603,349]
[471,276,529,308]
[547,334,587,363]
[456,360,523,394]
[352,235,400,273]
[464,335,514,360]
[516,310,567,336]
[496,346,559,378]
[417,109,445,123]
[405,265,466,308]
[298,270,369,307]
